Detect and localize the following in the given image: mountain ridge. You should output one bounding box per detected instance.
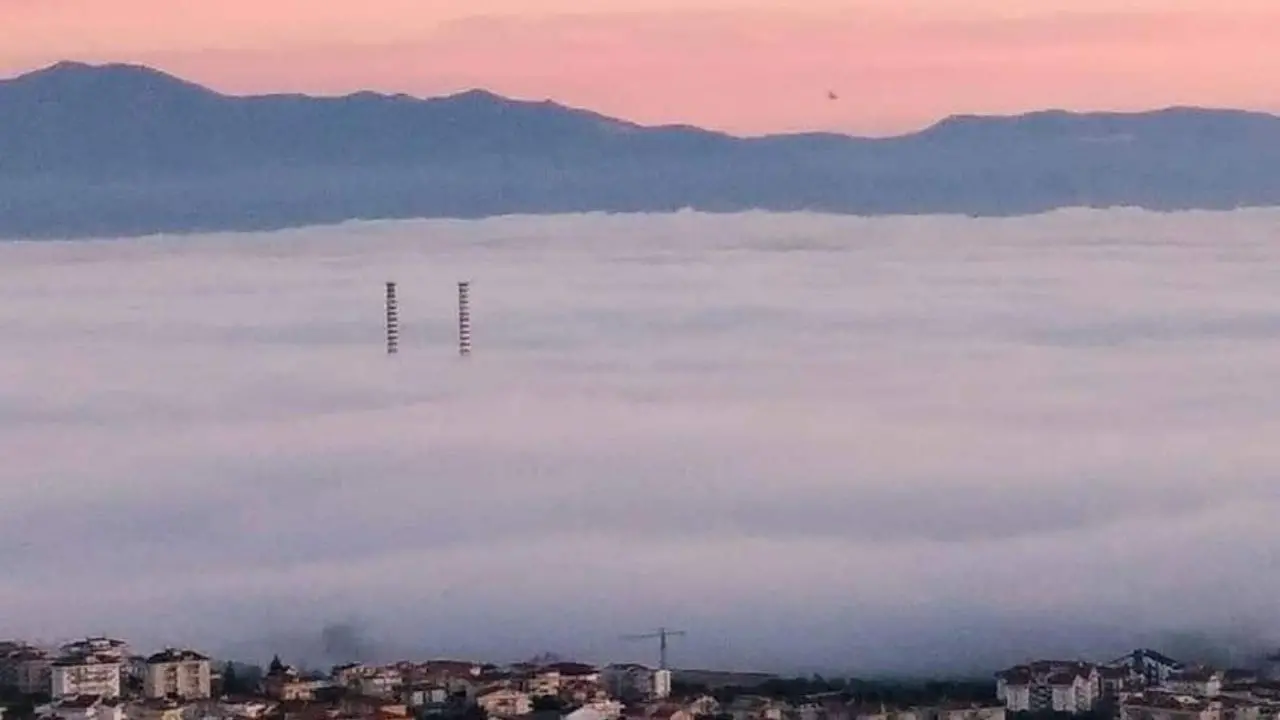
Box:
[3,61,1280,238]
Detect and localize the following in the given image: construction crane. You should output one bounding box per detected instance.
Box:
[621,627,686,670]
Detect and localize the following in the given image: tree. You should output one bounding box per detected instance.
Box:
[531,696,566,713]
[222,663,239,694]
[222,662,265,696]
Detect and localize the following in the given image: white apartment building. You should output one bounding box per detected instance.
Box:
[51,654,122,699]
[60,639,129,663]
[143,649,212,699]
[1165,669,1225,698]
[996,661,1100,714]
[356,669,402,699]
[475,687,532,717]
[601,664,671,701]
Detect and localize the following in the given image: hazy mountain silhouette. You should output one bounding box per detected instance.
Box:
[4,61,1280,238]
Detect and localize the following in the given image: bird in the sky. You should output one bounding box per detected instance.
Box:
[827,90,839,101]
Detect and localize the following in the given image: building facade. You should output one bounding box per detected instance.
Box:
[4,648,53,695]
[1165,669,1225,698]
[1107,650,1185,689]
[996,661,1100,714]
[51,655,122,699]
[143,649,212,700]
[60,639,129,664]
[475,687,532,717]
[602,665,672,702]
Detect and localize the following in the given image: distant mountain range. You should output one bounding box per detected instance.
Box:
[4,61,1280,238]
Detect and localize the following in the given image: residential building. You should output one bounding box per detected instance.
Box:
[653,670,672,701]
[51,655,122,699]
[602,665,660,701]
[647,707,693,720]
[685,696,722,718]
[996,661,1100,714]
[264,661,312,702]
[1108,650,1186,689]
[894,708,936,720]
[474,687,532,717]
[566,707,617,720]
[128,699,188,720]
[1120,692,1223,720]
[7,648,53,695]
[577,700,625,720]
[59,639,129,664]
[144,649,212,700]
[603,664,670,701]
[937,707,1006,720]
[725,696,790,720]
[419,661,482,681]
[37,695,125,720]
[332,664,366,688]
[416,661,483,698]
[1102,666,1137,698]
[0,643,41,691]
[203,699,272,719]
[561,680,609,705]
[338,696,410,719]
[793,701,822,720]
[520,669,560,697]
[400,685,450,709]
[1167,669,1226,698]
[357,669,404,699]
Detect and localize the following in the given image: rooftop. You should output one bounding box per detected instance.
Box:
[146,648,209,664]
[52,653,122,667]
[544,662,598,677]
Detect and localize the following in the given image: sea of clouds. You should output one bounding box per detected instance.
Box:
[2,209,1279,674]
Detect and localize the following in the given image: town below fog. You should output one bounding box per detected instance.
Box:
[2,639,1278,720]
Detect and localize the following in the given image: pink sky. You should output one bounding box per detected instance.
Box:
[2,0,1279,135]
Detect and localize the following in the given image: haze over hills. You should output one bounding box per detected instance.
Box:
[3,61,1280,238]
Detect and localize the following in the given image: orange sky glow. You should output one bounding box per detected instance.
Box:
[2,0,1278,135]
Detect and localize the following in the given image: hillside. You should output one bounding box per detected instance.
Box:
[3,62,1280,237]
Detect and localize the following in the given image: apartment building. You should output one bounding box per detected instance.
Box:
[129,699,187,720]
[996,661,1100,714]
[520,668,561,697]
[43,695,126,720]
[1108,650,1186,689]
[475,687,532,717]
[143,648,212,700]
[51,654,122,699]
[1,646,53,695]
[602,665,672,701]
[358,669,404,699]
[1165,669,1226,698]
[16,652,53,696]
[60,639,129,663]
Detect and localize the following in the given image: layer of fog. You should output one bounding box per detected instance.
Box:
[2,209,1279,675]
